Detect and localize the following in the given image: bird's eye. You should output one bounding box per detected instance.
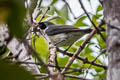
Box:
[39,22,47,29]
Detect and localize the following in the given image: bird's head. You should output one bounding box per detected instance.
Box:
[39,21,54,30]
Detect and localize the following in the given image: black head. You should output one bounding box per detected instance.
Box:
[39,22,47,30]
[39,21,54,30]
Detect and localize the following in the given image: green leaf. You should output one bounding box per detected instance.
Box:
[96,5,103,13]
[84,46,92,56]
[71,60,83,68]
[55,4,69,21]
[0,46,7,56]
[67,46,77,53]
[47,6,56,15]
[74,16,88,27]
[92,15,99,26]
[96,14,102,19]
[35,36,49,55]
[57,56,69,66]
[0,60,35,80]
[96,33,106,49]
[51,0,57,5]
[75,40,84,46]
[48,6,66,24]
[61,4,68,20]
[0,45,9,57]
[51,17,65,24]
[0,0,26,38]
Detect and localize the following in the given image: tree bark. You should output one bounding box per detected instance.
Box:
[0,24,40,74]
[103,0,120,80]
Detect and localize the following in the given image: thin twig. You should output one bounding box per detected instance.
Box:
[57,48,107,69]
[63,68,82,74]
[44,13,60,21]
[32,0,42,22]
[34,73,49,79]
[34,73,91,80]
[64,74,91,80]
[63,0,76,19]
[34,73,48,76]
[61,21,105,73]
[36,0,42,8]
[23,40,50,74]
[38,25,57,74]
[29,0,38,16]
[36,7,58,79]
[14,61,86,72]
[36,75,49,79]
[55,54,61,71]
[83,48,106,79]
[78,0,105,41]
[22,0,42,42]
[38,7,50,23]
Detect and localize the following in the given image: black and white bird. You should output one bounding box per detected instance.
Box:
[39,21,93,47]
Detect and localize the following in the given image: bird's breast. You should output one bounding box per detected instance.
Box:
[48,32,84,47]
[48,33,68,45]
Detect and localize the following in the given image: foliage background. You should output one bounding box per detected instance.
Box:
[0,0,107,80]
[36,0,107,79]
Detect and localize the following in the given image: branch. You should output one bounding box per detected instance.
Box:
[44,12,60,21]
[25,0,39,24]
[83,48,106,79]
[34,73,91,80]
[0,0,43,76]
[64,74,91,80]
[78,0,106,41]
[32,0,42,22]
[5,37,40,74]
[63,0,76,19]
[23,40,50,74]
[61,21,105,73]
[33,6,64,79]
[38,7,50,23]
[33,73,49,79]
[57,48,107,69]
[15,61,85,71]
[28,0,38,17]
[38,25,62,80]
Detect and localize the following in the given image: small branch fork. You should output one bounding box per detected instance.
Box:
[61,21,104,73]
[59,1,106,78]
[63,0,105,41]
[61,21,105,73]
[57,48,107,70]
[78,0,106,42]
[83,48,106,79]
[31,3,63,80]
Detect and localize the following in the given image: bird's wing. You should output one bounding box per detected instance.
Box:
[45,25,92,35]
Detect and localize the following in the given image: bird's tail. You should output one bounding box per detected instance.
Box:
[85,27,105,33]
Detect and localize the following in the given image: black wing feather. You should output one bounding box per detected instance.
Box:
[45,25,92,35]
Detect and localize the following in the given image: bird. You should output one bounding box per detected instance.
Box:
[39,21,93,47]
